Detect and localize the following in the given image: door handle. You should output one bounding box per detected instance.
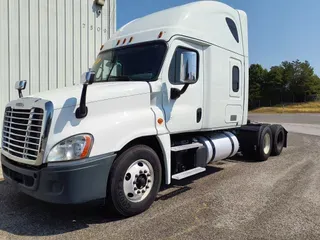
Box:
[197,108,202,123]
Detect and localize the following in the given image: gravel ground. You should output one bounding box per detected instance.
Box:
[0,132,320,240]
[0,164,2,180]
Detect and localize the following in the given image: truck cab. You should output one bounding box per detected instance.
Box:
[1,1,286,217]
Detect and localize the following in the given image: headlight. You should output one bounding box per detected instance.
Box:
[47,134,93,162]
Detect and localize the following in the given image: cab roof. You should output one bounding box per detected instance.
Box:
[103,1,248,56]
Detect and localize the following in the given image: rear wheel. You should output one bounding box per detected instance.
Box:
[107,145,162,217]
[270,125,285,156]
[256,126,273,161]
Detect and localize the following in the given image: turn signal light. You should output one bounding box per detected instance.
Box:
[80,135,93,158]
[157,118,164,125]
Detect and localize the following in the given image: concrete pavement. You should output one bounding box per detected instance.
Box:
[249,113,320,125]
[249,113,320,136]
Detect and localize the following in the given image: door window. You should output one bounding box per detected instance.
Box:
[232,66,240,92]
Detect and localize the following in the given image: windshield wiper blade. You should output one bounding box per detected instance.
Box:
[105,55,116,82]
[109,75,133,81]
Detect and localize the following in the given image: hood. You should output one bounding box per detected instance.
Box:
[30,82,151,110]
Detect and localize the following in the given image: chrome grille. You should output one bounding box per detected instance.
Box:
[2,107,44,161]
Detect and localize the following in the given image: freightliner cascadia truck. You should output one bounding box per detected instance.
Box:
[1,1,287,216]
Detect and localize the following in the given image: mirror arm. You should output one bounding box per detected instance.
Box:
[18,89,23,98]
[15,80,27,98]
[75,84,88,119]
[170,84,190,100]
[76,70,95,119]
[180,83,189,95]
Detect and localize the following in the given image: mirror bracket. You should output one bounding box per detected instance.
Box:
[15,80,27,98]
[170,84,190,100]
[76,70,95,119]
[75,84,89,119]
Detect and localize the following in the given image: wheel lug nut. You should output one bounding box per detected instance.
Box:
[134,187,137,190]
[147,174,151,177]
[133,181,136,184]
[135,174,138,178]
[144,170,147,173]
[139,170,143,174]
[137,191,141,194]
[146,186,149,189]
[148,180,151,183]
[142,190,145,193]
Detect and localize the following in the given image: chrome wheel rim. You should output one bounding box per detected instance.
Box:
[123,159,154,203]
[263,133,271,154]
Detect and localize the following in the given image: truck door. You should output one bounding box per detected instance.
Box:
[162,40,204,133]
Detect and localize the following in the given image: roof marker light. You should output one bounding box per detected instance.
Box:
[158,31,163,39]
[100,44,104,50]
[116,39,121,46]
[123,38,127,44]
[129,37,133,43]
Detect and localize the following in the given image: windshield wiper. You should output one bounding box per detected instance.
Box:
[105,55,116,82]
[109,75,133,81]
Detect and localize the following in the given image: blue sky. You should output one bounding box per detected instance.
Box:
[116,0,320,75]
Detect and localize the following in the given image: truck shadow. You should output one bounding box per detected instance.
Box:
[54,97,81,134]
[0,181,122,237]
[156,165,223,201]
[227,153,262,163]
[0,165,223,237]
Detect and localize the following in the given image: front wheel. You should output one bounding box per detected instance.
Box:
[107,145,162,217]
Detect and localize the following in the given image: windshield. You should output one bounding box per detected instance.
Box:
[91,41,167,82]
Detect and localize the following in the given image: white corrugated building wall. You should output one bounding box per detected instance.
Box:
[0,0,116,136]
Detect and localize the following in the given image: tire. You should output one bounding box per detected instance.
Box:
[256,126,273,161]
[270,125,285,156]
[107,145,162,217]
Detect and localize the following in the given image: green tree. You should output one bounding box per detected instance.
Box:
[249,64,267,106]
[249,60,320,107]
[287,60,315,101]
[265,66,284,103]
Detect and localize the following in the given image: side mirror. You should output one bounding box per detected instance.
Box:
[81,70,95,85]
[179,51,197,84]
[94,0,105,6]
[15,80,27,90]
[15,80,27,98]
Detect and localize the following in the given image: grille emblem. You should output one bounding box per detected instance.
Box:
[16,103,24,107]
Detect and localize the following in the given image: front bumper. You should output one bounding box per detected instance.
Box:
[1,153,116,204]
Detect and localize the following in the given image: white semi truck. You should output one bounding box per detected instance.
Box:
[1,1,287,216]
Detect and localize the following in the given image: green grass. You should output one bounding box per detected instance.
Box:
[250,101,320,113]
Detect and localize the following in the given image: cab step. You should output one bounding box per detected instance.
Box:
[171,142,203,152]
[172,167,206,180]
